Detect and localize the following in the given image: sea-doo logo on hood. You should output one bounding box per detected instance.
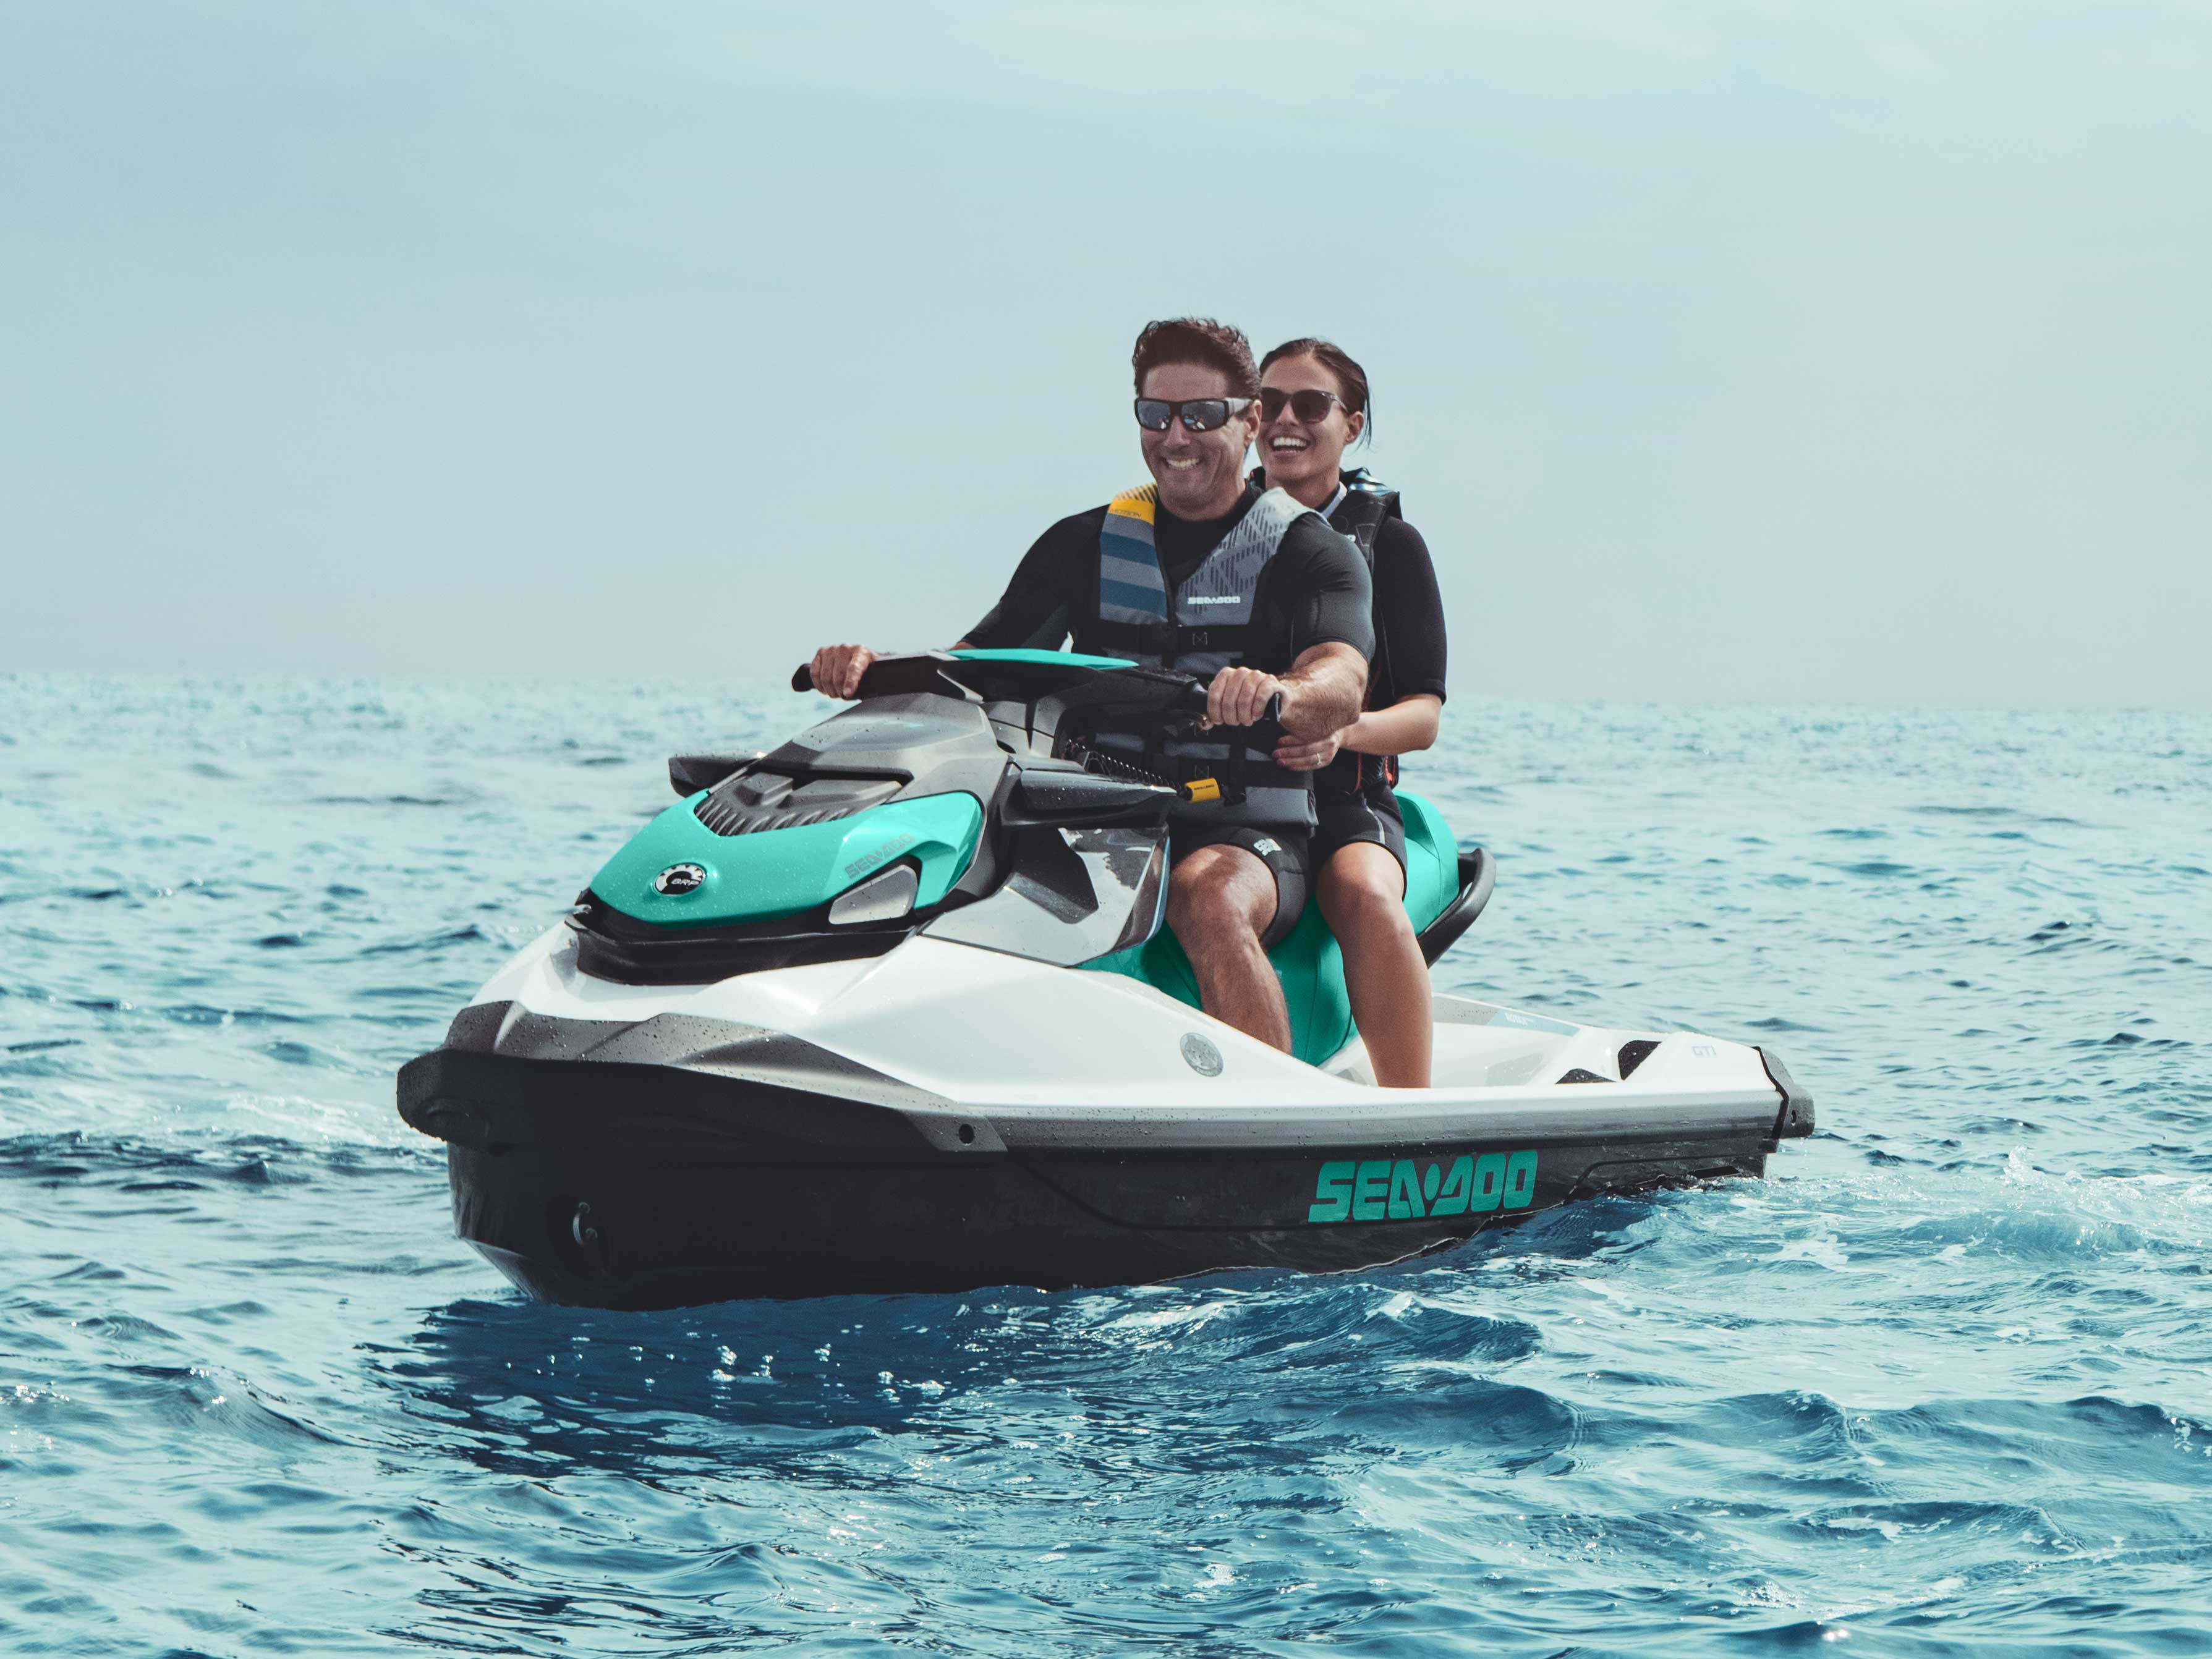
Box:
[844,833,917,878]
[653,862,707,896]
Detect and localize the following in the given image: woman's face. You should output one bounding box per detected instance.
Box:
[1258,354,1364,493]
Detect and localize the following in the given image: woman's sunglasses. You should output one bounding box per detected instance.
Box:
[1133,396,1254,433]
[1257,387,1350,423]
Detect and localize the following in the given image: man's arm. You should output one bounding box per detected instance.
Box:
[961,512,1089,648]
[1280,642,1369,738]
[1206,516,1373,735]
[1207,642,1367,737]
[807,514,1089,698]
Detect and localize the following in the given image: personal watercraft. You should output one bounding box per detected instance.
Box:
[398,650,1813,1308]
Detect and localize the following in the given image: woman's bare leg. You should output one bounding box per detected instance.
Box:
[1317,841,1432,1088]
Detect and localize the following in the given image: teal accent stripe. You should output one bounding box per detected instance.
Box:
[948,648,1136,669]
[1100,517,1168,623]
[1100,501,1168,626]
[1100,578,1168,617]
[1102,538,1155,566]
[1100,549,1164,583]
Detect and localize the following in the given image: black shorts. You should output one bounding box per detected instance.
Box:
[1311,775,1406,894]
[1168,822,1312,950]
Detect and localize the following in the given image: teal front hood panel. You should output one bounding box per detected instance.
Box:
[590,792,985,929]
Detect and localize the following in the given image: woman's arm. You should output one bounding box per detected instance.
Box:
[1274,513,1448,771]
[1274,693,1439,771]
[1340,693,1442,755]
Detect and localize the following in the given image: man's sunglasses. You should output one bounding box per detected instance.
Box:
[1257,387,1351,423]
[1133,396,1254,433]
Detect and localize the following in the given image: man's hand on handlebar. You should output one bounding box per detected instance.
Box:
[807,644,877,700]
[1204,666,1285,730]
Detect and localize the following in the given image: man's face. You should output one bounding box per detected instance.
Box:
[1138,361,1258,519]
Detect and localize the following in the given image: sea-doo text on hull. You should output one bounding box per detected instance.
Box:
[399,651,1813,1307]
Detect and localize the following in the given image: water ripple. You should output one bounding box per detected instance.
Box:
[1,676,2208,1655]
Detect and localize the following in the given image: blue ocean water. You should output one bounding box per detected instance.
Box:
[2,674,2208,1657]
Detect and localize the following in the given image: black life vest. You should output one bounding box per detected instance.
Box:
[1328,468,1402,566]
[1246,466,1400,569]
[1248,467,1406,790]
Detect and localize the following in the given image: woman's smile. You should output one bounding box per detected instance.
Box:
[1257,350,1364,506]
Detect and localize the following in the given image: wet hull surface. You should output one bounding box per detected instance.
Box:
[448,1129,1774,1307]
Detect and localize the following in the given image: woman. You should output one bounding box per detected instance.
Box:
[1256,339,1448,1088]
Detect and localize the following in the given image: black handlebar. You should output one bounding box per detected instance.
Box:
[1168,682,1282,727]
[794,658,1280,732]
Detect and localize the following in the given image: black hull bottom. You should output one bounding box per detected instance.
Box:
[445,1134,1772,1309]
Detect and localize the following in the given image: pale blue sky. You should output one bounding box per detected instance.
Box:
[4,1,2207,706]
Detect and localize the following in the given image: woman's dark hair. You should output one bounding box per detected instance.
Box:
[1131,318,1259,398]
[1259,336,1372,444]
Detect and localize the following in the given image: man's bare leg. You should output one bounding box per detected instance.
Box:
[1166,844,1291,1051]
[1317,842,1432,1088]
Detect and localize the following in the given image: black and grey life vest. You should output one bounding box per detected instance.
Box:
[1087,483,1317,830]
[1094,483,1310,676]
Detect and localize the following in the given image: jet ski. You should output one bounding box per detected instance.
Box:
[398,650,1814,1308]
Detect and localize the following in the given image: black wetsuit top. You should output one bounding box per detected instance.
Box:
[1325,512,1446,794]
[1356,517,1447,713]
[963,487,1375,673]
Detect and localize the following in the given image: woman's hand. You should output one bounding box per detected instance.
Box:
[1274,729,1343,772]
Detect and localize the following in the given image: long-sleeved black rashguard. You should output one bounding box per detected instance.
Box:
[1316,501,1448,797]
[1356,516,1447,713]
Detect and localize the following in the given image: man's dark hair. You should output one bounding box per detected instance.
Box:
[1260,336,1374,444]
[1131,318,1259,398]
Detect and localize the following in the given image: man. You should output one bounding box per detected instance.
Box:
[809,318,1371,1053]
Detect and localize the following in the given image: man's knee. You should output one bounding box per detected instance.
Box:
[1168,846,1271,941]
